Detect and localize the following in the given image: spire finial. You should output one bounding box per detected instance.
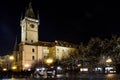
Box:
[13,36,18,51]
[25,0,35,18]
[20,12,23,21]
[37,10,40,21]
[29,0,32,7]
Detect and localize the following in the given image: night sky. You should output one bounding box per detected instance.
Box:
[0,0,120,55]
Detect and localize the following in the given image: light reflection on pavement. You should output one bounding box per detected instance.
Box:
[1,78,26,80]
[1,73,120,80]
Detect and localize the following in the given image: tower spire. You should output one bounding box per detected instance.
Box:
[20,0,39,43]
[37,10,40,22]
[25,1,35,18]
[13,36,18,51]
[20,12,23,21]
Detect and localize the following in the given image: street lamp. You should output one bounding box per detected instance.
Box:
[12,65,17,70]
[106,57,112,67]
[77,64,81,67]
[9,55,15,70]
[3,68,7,71]
[45,58,53,65]
[9,56,14,60]
[106,58,112,63]
[24,64,30,68]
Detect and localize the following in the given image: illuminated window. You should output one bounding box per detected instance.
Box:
[32,48,35,52]
[32,56,35,60]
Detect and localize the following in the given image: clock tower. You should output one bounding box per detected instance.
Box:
[20,2,40,44]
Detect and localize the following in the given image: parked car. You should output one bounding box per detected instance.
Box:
[46,68,56,78]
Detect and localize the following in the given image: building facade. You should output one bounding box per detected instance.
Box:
[13,2,79,71]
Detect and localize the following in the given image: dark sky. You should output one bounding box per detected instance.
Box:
[0,0,120,55]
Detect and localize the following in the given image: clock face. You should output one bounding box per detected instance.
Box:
[30,24,34,28]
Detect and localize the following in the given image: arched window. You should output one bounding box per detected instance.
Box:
[32,48,35,52]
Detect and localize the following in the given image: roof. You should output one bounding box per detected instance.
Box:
[24,40,79,48]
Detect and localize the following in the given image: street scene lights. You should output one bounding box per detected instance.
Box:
[77,64,81,67]
[105,57,115,73]
[24,64,31,68]
[3,68,7,71]
[9,55,15,71]
[9,56,14,60]
[106,58,112,63]
[9,56,17,70]
[12,66,17,70]
[45,58,53,65]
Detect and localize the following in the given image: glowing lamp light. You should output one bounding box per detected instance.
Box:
[77,64,81,67]
[57,66,62,70]
[80,68,88,72]
[28,69,31,71]
[24,64,30,68]
[51,66,54,68]
[36,68,40,71]
[12,66,17,70]
[106,58,112,63]
[9,56,14,60]
[46,58,53,64]
[3,68,7,71]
